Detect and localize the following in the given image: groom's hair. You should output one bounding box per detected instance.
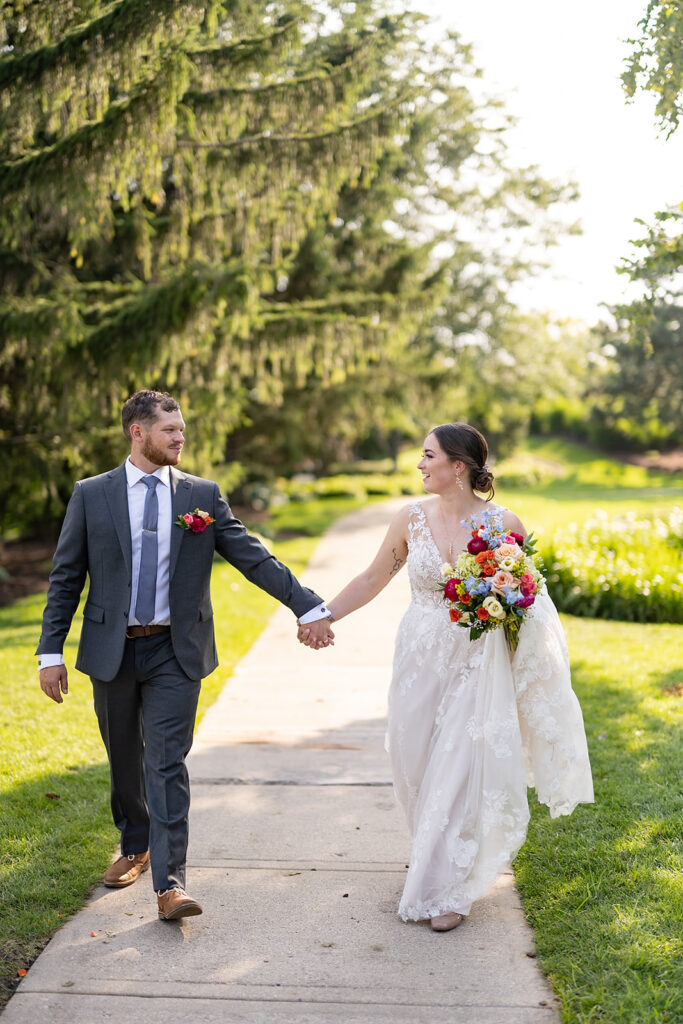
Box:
[122,390,180,440]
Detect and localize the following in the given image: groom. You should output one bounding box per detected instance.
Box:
[37,390,334,920]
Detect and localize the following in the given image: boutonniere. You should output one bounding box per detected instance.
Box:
[176,508,215,533]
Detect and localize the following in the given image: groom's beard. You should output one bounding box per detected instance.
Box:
[141,438,183,466]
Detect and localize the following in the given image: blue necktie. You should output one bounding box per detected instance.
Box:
[135,475,160,626]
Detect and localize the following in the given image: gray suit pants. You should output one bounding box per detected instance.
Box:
[92,632,201,892]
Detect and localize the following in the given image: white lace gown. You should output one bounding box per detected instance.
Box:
[386,502,594,921]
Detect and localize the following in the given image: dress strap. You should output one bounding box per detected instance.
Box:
[407,500,428,544]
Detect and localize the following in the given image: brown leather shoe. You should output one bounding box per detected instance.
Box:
[157,887,203,920]
[430,912,465,932]
[103,852,150,888]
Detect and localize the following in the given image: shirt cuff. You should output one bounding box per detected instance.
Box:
[38,654,65,671]
[298,602,332,624]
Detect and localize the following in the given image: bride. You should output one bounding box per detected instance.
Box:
[299,422,594,932]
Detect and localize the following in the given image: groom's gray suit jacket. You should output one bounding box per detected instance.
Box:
[36,463,323,681]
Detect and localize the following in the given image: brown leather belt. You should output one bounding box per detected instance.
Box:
[125,625,170,639]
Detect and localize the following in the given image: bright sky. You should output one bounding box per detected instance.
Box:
[416,0,683,325]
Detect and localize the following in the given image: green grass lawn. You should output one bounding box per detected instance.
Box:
[516,616,683,1024]
[1,439,682,1021]
[496,441,683,1022]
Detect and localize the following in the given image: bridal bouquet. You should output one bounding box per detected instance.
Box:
[441,510,545,649]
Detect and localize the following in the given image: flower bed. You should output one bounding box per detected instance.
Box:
[542,508,683,623]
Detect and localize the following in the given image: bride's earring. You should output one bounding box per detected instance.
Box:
[456,470,464,491]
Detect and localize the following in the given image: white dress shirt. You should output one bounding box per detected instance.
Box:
[125,458,172,626]
[298,602,332,624]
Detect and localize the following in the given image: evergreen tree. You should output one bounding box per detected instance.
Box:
[0,0,415,527]
[0,2,576,529]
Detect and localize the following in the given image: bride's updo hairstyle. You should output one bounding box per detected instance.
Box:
[431,422,495,499]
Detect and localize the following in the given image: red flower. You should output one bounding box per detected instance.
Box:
[508,532,524,546]
[444,578,458,600]
[467,536,488,555]
[176,508,215,532]
[519,572,536,596]
[449,608,461,622]
[461,593,471,604]
[517,595,535,608]
[476,607,490,621]
[482,564,495,577]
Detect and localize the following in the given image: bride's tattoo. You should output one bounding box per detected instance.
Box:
[390,547,403,577]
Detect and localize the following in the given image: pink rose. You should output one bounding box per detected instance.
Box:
[519,572,536,596]
[491,570,517,594]
[182,513,194,525]
[444,578,458,600]
[507,532,524,546]
[467,536,488,555]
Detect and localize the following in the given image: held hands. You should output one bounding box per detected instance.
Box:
[39,665,69,704]
[297,618,335,650]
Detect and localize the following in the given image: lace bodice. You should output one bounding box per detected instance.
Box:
[405,501,448,609]
[405,500,509,610]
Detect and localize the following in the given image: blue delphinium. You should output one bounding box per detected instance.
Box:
[462,509,505,548]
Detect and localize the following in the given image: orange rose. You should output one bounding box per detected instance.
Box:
[476,550,496,564]
[482,565,496,576]
[449,608,461,622]
[476,607,489,620]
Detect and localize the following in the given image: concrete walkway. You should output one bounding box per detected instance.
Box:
[5,500,559,1023]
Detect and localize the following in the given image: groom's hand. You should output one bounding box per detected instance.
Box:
[40,665,69,703]
[297,619,335,650]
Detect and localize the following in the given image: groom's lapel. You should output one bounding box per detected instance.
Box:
[103,464,132,578]
[170,468,194,580]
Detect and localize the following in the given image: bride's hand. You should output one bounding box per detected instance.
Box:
[297,619,334,649]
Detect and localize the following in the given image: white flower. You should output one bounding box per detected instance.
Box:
[441,562,454,577]
[483,596,506,620]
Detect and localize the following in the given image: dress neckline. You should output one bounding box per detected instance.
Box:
[414,499,506,568]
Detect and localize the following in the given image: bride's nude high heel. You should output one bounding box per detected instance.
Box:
[430,912,464,932]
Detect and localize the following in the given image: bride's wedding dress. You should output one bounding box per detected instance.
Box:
[386,501,594,921]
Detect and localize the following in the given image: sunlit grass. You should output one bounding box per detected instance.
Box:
[516,615,683,1024]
